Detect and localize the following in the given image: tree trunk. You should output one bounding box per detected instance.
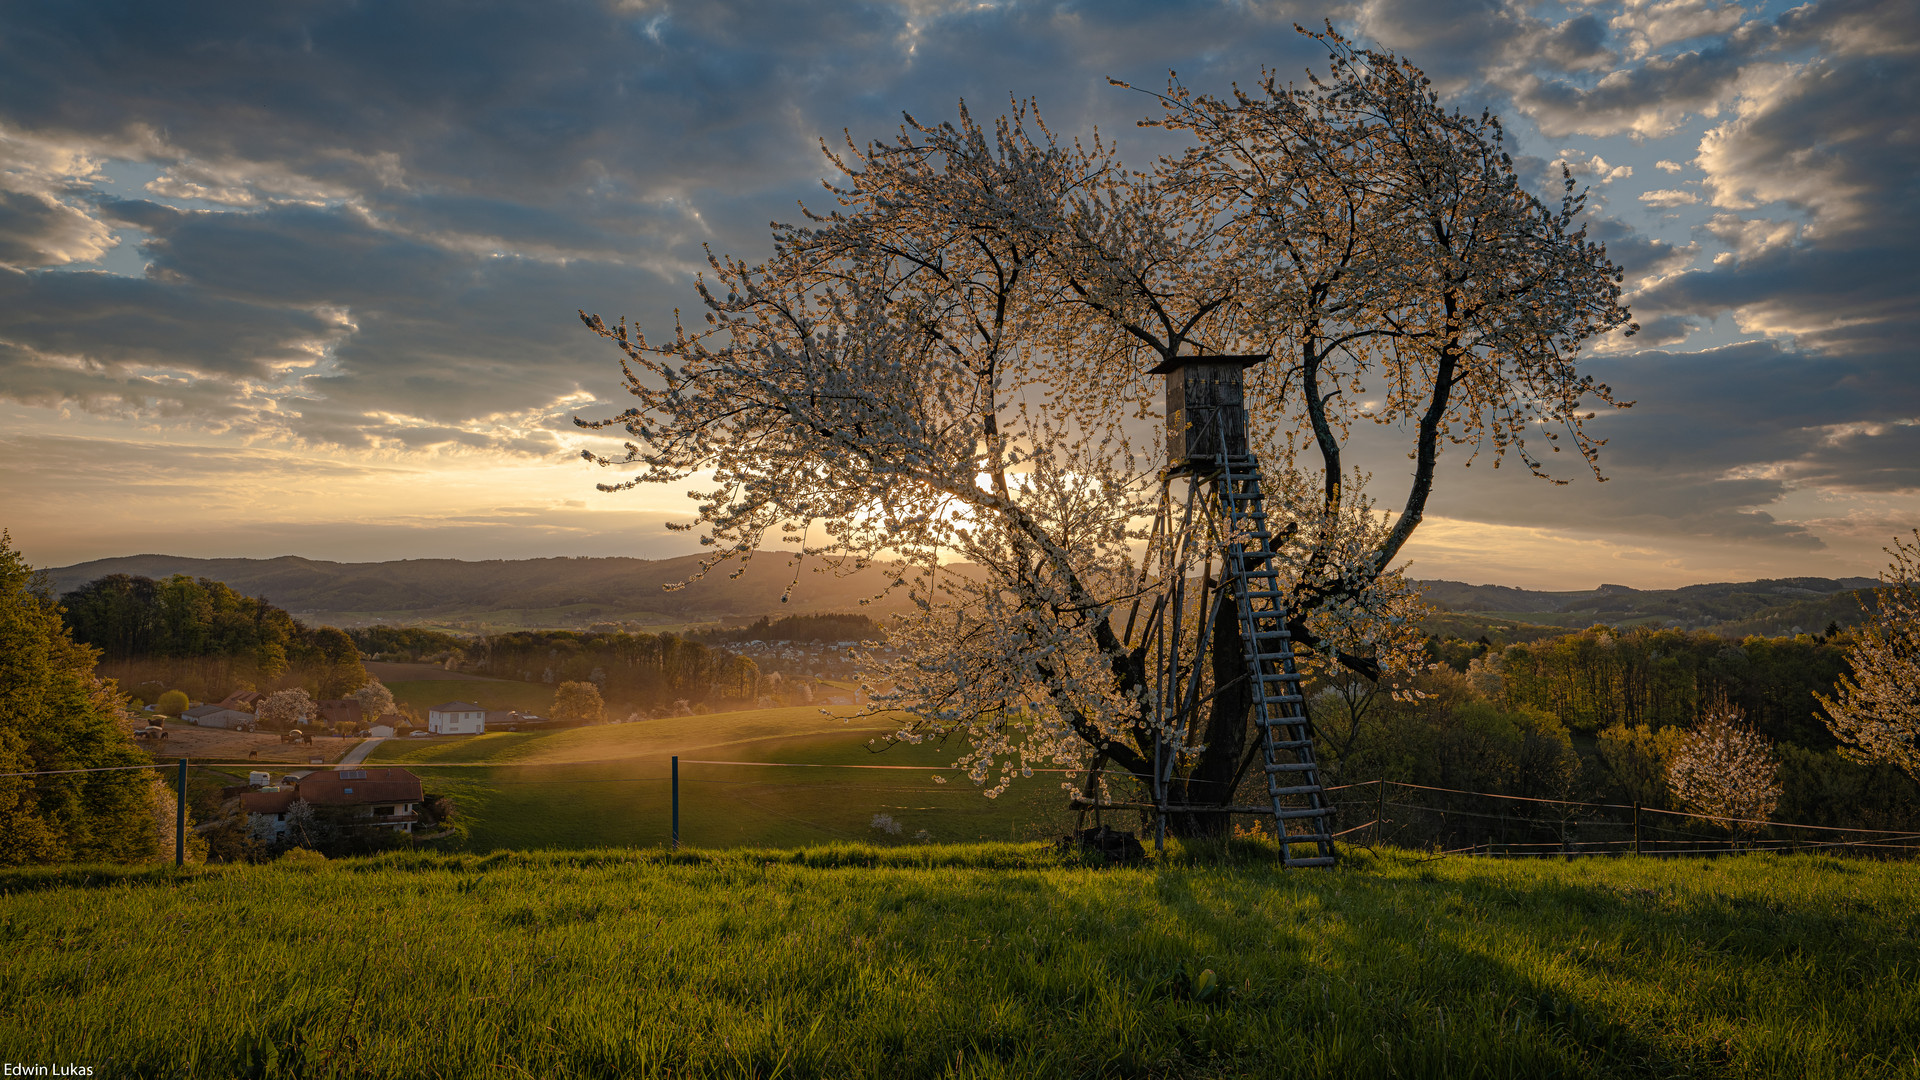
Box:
[1166,582,1250,838]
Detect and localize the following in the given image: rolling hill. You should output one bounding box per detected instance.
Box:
[45,552,922,632]
[45,553,1883,638]
[1416,576,1881,636]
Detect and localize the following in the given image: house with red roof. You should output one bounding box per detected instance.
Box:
[242,767,425,844]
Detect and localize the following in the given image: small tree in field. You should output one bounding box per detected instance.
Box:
[257,688,314,731]
[552,681,605,725]
[156,689,189,717]
[1817,529,1920,781]
[577,28,1631,826]
[351,679,396,720]
[1666,700,1781,835]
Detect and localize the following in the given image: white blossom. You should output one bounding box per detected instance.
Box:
[577,29,1632,819]
[1817,529,1920,781]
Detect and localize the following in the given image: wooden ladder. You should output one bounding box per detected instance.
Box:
[1214,453,1336,867]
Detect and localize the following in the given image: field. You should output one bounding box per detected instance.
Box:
[137,723,367,765]
[362,704,1077,850]
[2,847,1915,1078]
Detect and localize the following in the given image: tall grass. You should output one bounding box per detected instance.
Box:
[2,846,1915,1078]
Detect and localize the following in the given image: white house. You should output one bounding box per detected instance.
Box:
[427,701,486,735]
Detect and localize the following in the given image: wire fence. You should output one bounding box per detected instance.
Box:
[1313,780,1920,860]
[11,756,1920,863]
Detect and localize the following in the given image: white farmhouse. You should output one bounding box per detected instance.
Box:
[426,701,487,735]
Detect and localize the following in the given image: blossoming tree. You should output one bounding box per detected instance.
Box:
[1665,699,1782,836]
[1817,529,1920,781]
[577,29,1633,830]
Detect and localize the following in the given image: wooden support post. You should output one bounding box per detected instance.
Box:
[1633,801,1642,856]
[175,758,188,868]
[671,755,680,851]
[1374,779,1387,848]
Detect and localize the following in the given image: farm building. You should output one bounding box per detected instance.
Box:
[242,767,425,843]
[427,701,486,735]
[484,710,546,732]
[183,704,256,730]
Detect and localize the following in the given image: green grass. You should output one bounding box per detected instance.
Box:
[2,846,1915,1078]
[365,705,1078,850]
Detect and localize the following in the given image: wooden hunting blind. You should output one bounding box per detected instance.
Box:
[1108,351,1335,868]
[1146,354,1268,467]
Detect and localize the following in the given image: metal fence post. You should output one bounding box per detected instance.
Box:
[175,758,188,868]
[671,755,679,851]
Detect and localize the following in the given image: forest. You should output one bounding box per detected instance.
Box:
[1303,623,1919,835]
[347,624,768,712]
[689,612,885,644]
[59,573,369,704]
[455,630,763,712]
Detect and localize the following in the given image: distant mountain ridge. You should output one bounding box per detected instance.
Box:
[44,554,1883,638]
[44,553,916,631]
[1418,576,1881,636]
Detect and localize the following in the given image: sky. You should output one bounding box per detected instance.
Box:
[1,0,1915,590]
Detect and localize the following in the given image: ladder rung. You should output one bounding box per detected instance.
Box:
[1275,807,1333,820]
[1252,693,1304,705]
[1264,762,1318,773]
[1257,737,1314,749]
[1268,784,1324,796]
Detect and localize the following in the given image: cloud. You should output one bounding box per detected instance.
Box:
[1627,21,1920,357]
[1776,421,1920,492]
[1540,14,1619,71]
[1557,148,1633,183]
[0,0,1914,581]
[1610,0,1747,60]
[1583,215,1700,289]
[1639,188,1700,207]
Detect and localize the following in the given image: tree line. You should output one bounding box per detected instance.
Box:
[448,631,761,711]
[690,613,885,645]
[343,625,768,711]
[60,573,368,702]
[1305,622,1920,836]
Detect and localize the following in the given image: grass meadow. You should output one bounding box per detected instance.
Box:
[362,704,1078,850]
[1,845,1915,1078]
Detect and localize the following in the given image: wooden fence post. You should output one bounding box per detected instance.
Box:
[671,755,680,851]
[1633,801,1642,856]
[175,758,188,868]
[1374,779,1387,848]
